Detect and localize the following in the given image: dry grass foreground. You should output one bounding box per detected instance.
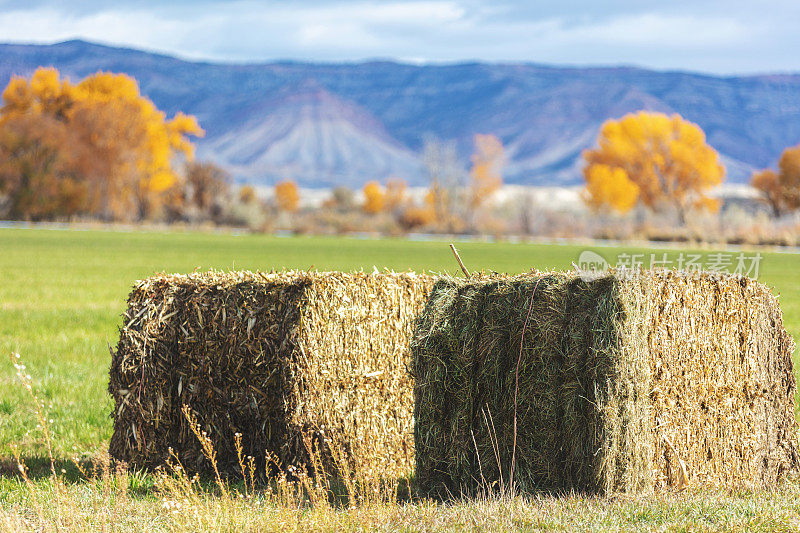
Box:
[3,455,800,532]
[2,385,800,533]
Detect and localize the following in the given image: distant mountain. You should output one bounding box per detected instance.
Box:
[204,81,423,187]
[2,39,800,187]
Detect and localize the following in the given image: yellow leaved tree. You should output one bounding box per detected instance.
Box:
[583,111,725,223]
[362,181,385,214]
[0,67,204,221]
[584,165,640,214]
[469,133,504,210]
[275,180,299,212]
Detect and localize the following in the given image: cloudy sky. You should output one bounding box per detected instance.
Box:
[0,1,797,74]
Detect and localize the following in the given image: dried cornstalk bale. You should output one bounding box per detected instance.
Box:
[412,269,798,497]
[108,270,434,481]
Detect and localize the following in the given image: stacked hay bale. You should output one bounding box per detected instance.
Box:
[412,270,798,497]
[109,270,433,481]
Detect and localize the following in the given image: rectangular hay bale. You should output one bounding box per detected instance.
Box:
[109,270,433,480]
[411,270,798,496]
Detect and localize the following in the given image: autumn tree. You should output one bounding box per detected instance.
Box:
[0,67,203,221]
[275,180,299,212]
[584,165,640,214]
[0,70,80,220]
[238,185,257,205]
[362,180,385,214]
[72,71,203,220]
[751,170,782,217]
[582,111,725,223]
[184,161,231,220]
[469,134,504,210]
[398,205,435,230]
[423,137,464,232]
[751,145,800,216]
[0,110,82,220]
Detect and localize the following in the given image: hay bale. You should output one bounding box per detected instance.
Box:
[109,270,433,480]
[412,270,798,496]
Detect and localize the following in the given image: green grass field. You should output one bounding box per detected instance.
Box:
[2,227,800,531]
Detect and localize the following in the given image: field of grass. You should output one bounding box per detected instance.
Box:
[1,227,800,531]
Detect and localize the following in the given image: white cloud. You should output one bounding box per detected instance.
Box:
[0,2,793,73]
[563,13,751,48]
[0,7,192,53]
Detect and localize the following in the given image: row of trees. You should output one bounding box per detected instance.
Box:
[0,67,505,228]
[270,112,731,230]
[275,112,798,230]
[274,111,724,229]
[267,133,505,232]
[1,68,796,227]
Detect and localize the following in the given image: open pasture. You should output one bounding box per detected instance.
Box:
[1,228,799,530]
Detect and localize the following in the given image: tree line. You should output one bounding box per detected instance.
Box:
[268,133,505,233]
[1,68,797,228]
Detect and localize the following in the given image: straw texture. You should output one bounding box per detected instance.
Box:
[109,270,433,480]
[412,270,798,496]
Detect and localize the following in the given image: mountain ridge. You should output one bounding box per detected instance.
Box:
[2,39,799,187]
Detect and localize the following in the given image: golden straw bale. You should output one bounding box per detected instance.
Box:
[109,270,433,481]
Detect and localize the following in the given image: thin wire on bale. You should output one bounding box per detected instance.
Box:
[411,269,798,497]
[108,270,434,482]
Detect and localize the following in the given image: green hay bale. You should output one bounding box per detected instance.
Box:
[108,270,434,481]
[412,270,798,497]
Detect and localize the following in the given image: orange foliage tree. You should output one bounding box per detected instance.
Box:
[583,111,725,223]
[0,111,79,220]
[379,177,432,230]
[751,145,800,216]
[422,137,463,231]
[469,133,504,210]
[275,180,299,212]
[238,185,257,205]
[398,205,435,230]
[362,180,385,214]
[0,67,203,221]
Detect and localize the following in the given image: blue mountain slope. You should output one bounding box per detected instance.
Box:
[1,40,799,187]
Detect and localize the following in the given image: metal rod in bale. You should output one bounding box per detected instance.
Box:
[411,270,798,496]
[109,270,434,480]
